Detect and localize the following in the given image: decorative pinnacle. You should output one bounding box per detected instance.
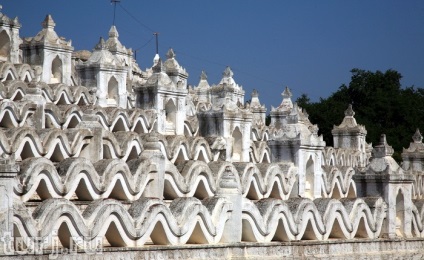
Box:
[109,25,119,38]
[372,134,394,158]
[251,89,259,97]
[166,48,175,59]
[344,104,355,117]
[200,70,207,81]
[282,86,292,99]
[412,128,423,143]
[94,37,106,50]
[223,66,233,78]
[152,58,162,73]
[42,14,56,29]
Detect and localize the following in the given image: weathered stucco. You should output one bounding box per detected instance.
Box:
[0,6,422,258]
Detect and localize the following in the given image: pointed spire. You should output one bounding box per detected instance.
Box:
[153,53,160,65]
[108,25,119,38]
[152,58,162,73]
[372,134,394,158]
[250,89,266,112]
[345,104,355,117]
[282,86,292,99]
[413,129,423,143]
[223,66,234,78]
[94,37,106,50]
[197,70,210,89]
[200,70,207,81]
[166,48,175,59]
[276,86,293,112]
[42,14,55,29]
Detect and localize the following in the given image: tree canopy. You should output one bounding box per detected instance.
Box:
[296,68,424,161]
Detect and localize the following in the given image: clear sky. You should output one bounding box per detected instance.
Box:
[3,1,424,109]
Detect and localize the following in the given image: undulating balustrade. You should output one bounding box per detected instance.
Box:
[0,9,422,256]
[0,85,398,249]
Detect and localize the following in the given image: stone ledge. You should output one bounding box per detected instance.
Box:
[5,238,424,259]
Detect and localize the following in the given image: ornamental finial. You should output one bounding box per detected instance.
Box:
[223,66,233,78]
[166,48,175,59]
[282,86,292,99]
[200,70,207,80]
[344,104,355,117]
[413,128,423,143]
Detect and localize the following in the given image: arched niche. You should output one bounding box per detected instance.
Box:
[164,98,176,134]
[396,190,405,237]
[232,127,243,161]
[51,55,62,83]
[0,30,10,62]
[107,76,119,106]
[305,156,314,199]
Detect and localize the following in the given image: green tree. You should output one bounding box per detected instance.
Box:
[296,69,424,161]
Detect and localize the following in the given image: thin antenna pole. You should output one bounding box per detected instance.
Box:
[153,32,159,54]
[111,0,121,25]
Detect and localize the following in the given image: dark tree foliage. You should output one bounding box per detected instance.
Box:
[296,68,424,162]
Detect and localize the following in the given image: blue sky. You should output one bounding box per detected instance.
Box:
[3,1,424,109]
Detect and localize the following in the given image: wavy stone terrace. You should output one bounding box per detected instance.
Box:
[0,6,423,259]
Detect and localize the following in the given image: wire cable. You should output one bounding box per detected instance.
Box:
[118,3,155,33]
[116,2,281,87]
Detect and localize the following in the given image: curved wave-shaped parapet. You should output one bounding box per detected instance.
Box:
[0,127,93,162]
[249,141,271,163]
[322,147,363,169]
[93,107,155,134]
[208,161,242,191]
[0,101,69,130]
[15,157,158,201]
[323,147,337,166]
[184,115,199,137]
[95,107,131,132]
[15,63,35,83]
[164,160,243,200]
[241,198,325,242]
[0,127,44,159]
[340,197,387,239]
[2,80,29,101]
[241,198,299,242]
[0,100,38,128]
[165,160,216,199]
[157,135,215,164]
[411,199,424,237]
[127,108,156,133]
[162,135,191,163]
[240,162,297,200]
[40,83,95,106]
[291,198,327,240]
[241,197,387,242]
[37,128,92,161]
[412,174,424,199]
[44,104,83,129]
[321,165,356,199]
[14,196,232,249]
[0,62,19,82]
[102,131,144,161]
[251,127,269,142]
[314,198,353,239]
[186,137,214,163]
